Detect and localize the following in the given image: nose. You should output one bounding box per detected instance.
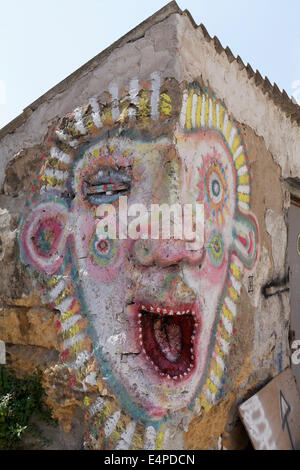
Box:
[132,238,205,268]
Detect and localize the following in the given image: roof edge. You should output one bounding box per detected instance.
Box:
[1,1,299,142]
[0,1,182,140]
[180,9,300,125]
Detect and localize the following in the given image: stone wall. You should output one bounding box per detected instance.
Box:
[0,5,297,450]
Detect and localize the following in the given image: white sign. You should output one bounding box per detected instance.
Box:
[0,340,6,364]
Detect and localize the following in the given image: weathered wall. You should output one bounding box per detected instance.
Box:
[0,6,297,450]
[0,7,180,190]
[177,12,300,178]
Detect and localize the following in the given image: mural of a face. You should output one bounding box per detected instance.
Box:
[19,80,258,446]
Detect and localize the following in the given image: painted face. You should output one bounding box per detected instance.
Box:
[19,84,258,432]
[68,128,236,420]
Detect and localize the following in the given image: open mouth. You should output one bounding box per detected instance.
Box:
[137,304,199,381]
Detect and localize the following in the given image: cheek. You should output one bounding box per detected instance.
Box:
[72,206,129,282]
[203,230,229,285]
[87,233,129,282]
[194,229,229,285]
[201,251,229,285]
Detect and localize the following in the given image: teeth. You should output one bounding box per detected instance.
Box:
[138,305,196,318]
[138,303,198,379]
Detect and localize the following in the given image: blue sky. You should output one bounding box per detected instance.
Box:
[0,0,299,130]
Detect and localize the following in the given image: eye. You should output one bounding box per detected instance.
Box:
[206,163,226,209]
[84,169,131,204]
[208,232,224,267]
[90,234,118,267]
[212,178,220,198]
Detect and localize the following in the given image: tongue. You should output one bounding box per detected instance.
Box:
[153,318,182,362]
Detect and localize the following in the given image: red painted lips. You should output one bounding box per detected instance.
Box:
[137,304,199,381]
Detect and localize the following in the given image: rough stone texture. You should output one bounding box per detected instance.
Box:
[239,125,290,385]
[5,344,59,376]
[0,306,59,350]
[0,3,298,450]
[37,407,85,450]
[3,148,43,197]
[265,209,287,276]
[221,419,250,450]
[184,392,236,449]
[42,365,85,434]
[0,207,38,301]
[177,12,300,180]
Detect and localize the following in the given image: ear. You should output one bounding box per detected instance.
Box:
[232,213,258,270]
[19,201,70,275]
